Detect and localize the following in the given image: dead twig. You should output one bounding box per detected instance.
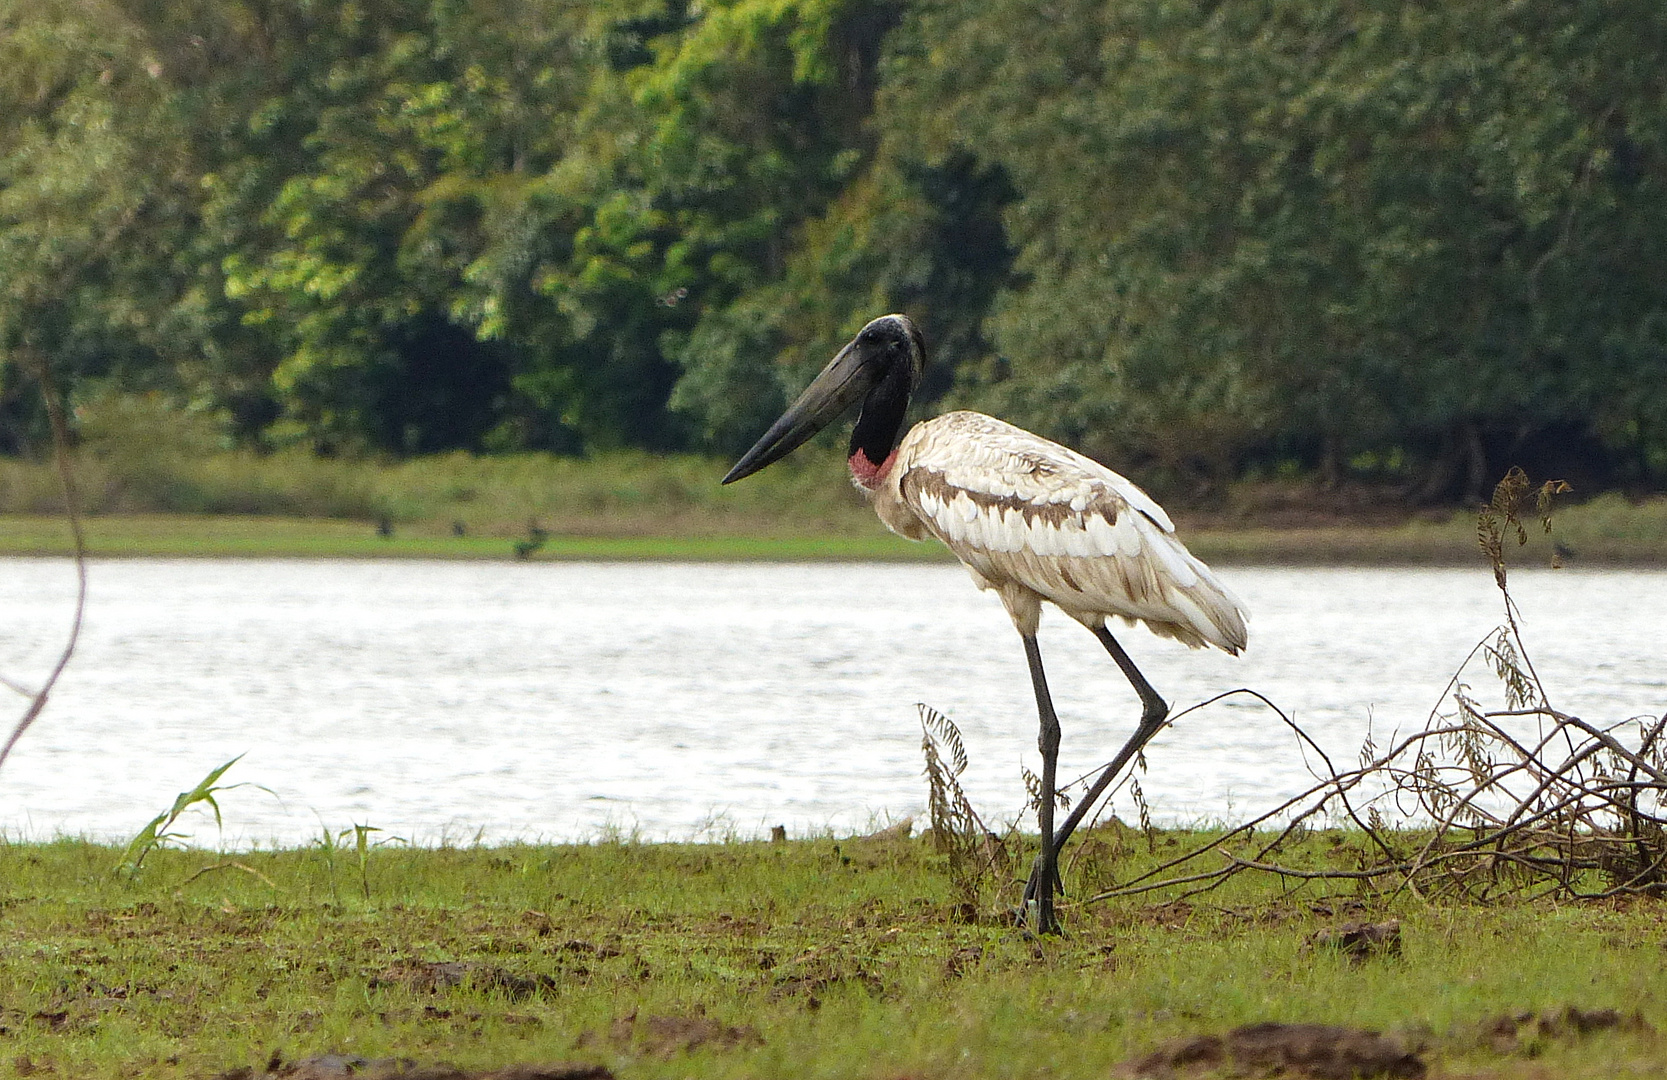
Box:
[179,860,281,890]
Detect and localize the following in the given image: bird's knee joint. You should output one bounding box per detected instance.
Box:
[1038,716,1061,752]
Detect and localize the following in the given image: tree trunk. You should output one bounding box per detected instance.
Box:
[1411,421,1488,505]
[1318,432,1344,490]
[1460,421,1489,504]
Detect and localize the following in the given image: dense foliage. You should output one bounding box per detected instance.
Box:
[2,0,1664,497]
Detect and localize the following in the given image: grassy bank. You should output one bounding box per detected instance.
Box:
[0,445,885,539]
[0,514,938,561]
[1,833,1663,1079]
[2,495,1663,565]
[3,426,1665,562]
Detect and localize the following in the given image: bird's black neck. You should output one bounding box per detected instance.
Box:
[849,361,913,470]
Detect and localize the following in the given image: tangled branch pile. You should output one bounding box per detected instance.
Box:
[1086,469,1667,906]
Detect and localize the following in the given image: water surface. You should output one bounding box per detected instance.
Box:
[3,558,1663,844]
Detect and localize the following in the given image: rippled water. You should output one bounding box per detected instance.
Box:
[2,557,1664,845]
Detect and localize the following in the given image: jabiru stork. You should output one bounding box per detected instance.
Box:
[722,314,1247,934]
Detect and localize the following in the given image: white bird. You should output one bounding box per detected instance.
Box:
[722,314,1247,934]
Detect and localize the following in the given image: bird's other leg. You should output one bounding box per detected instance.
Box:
[1020,633,1063,936]
[1056,626,1169,850]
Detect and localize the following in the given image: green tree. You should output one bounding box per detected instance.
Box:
[0,0,196,448]
[880,0,1667,495]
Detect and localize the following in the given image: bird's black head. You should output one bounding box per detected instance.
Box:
[721,314,925,485]
[848,314,926,387]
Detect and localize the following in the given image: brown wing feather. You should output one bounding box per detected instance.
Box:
[887,412,1247,653]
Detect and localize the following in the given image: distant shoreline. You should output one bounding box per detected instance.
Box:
[5,447,1662,565]
[2,507,1660,565]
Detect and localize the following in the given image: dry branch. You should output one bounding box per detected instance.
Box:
[0,355,86,774]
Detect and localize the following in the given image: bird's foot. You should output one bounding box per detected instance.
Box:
[1013,893,1063,937]
[1017,858,1066,935]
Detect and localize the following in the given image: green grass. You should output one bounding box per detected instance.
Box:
[2,832,1664,1078]
[0,438,884,538]
[1202,490,1667,565]
[3,494,1663,564]
[0,514,943,561]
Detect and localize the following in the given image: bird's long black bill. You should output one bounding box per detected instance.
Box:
[720,339,876,484]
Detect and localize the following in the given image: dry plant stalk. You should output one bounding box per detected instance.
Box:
[1071,469,1666,908]
[919,704,1017,914]
[0,354,87,774]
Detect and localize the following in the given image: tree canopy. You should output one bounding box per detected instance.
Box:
[3,0,1664,498]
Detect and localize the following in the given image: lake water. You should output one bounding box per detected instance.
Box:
[2,557,1664,846]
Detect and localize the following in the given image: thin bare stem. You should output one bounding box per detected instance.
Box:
[0,355,87,774]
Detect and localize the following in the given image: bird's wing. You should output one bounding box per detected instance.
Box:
[896,412,1247,652]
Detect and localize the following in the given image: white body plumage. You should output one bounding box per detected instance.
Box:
[867,410,1248,651]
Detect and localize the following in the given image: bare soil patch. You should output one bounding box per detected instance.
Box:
[1478,1006,1651,1053]
[1304,920,1403,963]
[370,962,558,1001]
[577,1010,763,1057]
[1121,1022,1425,1079]
[213,1054,610,1080]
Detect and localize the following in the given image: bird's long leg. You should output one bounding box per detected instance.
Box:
[1020,633,1063,936]
[1023,626,1169,909]
[1057,626,1170,848]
